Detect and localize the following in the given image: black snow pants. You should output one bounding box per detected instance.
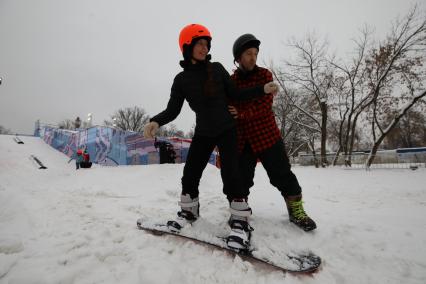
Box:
[181,127,247,200]
[238,140,302,198]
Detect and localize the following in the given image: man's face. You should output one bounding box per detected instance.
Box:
[239,47,258,71]
[192,38,209,61]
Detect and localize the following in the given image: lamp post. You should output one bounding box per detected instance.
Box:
[87,113,93,127]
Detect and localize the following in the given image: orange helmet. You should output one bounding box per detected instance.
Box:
[77,149,83,155]
[179,24,212,53]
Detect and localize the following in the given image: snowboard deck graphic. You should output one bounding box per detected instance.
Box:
[136,218,321,275]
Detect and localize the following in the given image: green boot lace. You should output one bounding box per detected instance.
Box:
[288,200,308,220]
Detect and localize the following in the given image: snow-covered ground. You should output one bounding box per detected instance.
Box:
[0,135,425,284]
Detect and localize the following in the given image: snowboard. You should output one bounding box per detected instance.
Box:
[136,218,321,274]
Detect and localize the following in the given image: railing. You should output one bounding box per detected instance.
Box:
[296,149,426,169]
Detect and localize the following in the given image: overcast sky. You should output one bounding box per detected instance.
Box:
[0,0,423,134]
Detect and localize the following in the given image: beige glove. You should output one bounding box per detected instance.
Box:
[143,121,159,138]
[228,105,239,119]
[264,82,279,94]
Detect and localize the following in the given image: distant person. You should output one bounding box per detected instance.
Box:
[68,147,92,169]
[69,148,84,170]
[166,143,177,164]
[80,148,92,168]
[155,140,177,164]
[143,24,278,250]
[74,117,81,129]
[228,34,316,231]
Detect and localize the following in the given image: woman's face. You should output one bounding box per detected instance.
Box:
[192,38,209,61]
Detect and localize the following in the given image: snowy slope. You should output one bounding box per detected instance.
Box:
[0,135,425,284]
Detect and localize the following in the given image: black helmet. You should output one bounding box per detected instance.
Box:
[232,34,261,62]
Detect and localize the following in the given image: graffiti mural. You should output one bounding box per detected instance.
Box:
[37,125,218,167]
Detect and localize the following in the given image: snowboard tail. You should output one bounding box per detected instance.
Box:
[136,218,321,274]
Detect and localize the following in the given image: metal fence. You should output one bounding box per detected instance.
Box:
[296,148,426,170]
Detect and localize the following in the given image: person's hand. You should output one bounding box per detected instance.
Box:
[228,105,239,119]
[143,121,159,138]
[264,82,279,94]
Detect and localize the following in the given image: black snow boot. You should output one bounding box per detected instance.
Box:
[285,195,317,232]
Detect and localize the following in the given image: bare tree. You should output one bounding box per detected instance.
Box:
[269,66,324,164]
[363,6,426,167]
[104,106,150,133]
[58,119,75,130]
[366,90,426,166]
[329,26,373,166]
[384,108,426,148]
[185,124,196,138]
[157,123,185,138]
[272,87,302,154]
[273,33,335,167]
[0,125,12,134]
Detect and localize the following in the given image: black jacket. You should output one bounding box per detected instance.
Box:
[151,61,265,137]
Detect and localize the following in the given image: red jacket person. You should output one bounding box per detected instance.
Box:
[228,34,317,231]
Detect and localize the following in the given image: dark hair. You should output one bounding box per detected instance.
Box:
[178,37,215,97]
[180,37,211,66]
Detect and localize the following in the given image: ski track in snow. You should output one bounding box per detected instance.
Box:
[1,135,426,284]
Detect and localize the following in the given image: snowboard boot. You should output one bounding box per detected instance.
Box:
[285,195,317,232]
[226,198,254,251]
[167,194,199,232]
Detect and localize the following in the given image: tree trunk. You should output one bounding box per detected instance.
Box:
[320,102,328,167]
[332,145,341,166]
[366,135,386,167]
[347,112,361,166]
[309,139,319,168]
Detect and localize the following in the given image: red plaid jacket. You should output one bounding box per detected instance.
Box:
[230,66,281,154]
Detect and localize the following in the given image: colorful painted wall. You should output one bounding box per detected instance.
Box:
[37,125,217,166]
